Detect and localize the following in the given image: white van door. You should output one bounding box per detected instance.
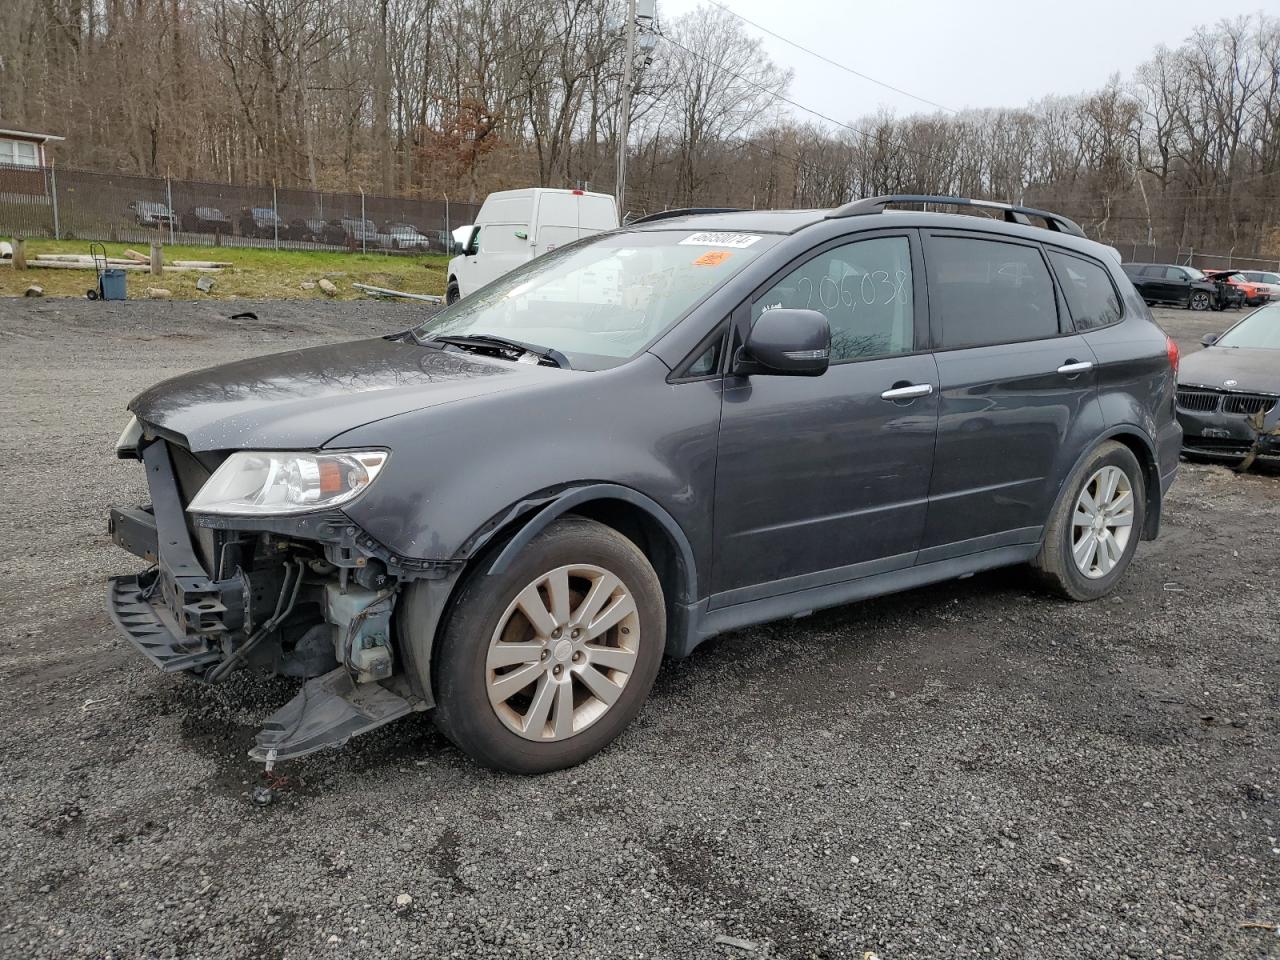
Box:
[474,223,532,289]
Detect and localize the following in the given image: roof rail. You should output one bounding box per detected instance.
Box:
[628,207,746,225]
[828,194,1086,238]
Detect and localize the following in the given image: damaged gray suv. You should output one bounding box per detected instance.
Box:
[108,195,1182,773]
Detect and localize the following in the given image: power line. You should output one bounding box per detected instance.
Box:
[659,32,958,174]
[707,0,957,115]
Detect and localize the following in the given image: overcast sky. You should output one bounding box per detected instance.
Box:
[658,0,1266,123]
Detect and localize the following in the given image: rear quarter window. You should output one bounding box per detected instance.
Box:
[927,236,1059,349]
[1048,250,1123,330]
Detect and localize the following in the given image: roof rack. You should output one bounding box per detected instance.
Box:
[828,194,1086,238]
[628,207,746,225]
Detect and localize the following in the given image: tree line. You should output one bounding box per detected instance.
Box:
[2,1,1277,253]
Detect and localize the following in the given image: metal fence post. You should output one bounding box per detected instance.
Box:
[166,173,175,244]
[273,181,279,251]
[360,187,367,254]
[48,163,61,240]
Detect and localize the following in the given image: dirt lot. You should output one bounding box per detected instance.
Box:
[1,300,1276,959]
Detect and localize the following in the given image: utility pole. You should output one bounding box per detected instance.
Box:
[616,0,637,219]
[616,0,656,220]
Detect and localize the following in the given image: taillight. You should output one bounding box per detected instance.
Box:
[1166,334,1180,374]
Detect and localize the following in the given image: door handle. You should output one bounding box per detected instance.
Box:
[1057,360,1093,376]
[880,383,933,401]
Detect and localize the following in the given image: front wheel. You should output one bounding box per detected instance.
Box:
[1033,441,1146,601]
[1190,290,1211,311]
[446,280,460,305]
[431,518,665,773]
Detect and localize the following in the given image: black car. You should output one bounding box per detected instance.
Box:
[106,195,1182,773]
[184,206,233,235]
[290,217,344,245]
[239,206,287,240]
[1176,302,1280,463]
[1122,262,1224,311]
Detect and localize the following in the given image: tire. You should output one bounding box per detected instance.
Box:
[446,280,460,305]
[1034,441,1146,601]
[1190,290,1211,311]
[431,517,665,774]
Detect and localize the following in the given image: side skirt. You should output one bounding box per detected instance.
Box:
[669,542,1040,658]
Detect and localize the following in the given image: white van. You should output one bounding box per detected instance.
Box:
[446,188,619,302]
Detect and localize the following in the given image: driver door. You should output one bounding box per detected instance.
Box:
[710,231,939,606]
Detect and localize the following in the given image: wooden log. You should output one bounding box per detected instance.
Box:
[28,260,150,271]
[122,249,149,263]
[171,260,231,268]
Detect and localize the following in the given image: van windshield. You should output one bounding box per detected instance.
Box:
[414,230,778,370]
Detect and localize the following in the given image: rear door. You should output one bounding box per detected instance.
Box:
[710,230,939,604]
[918,231,1099,560]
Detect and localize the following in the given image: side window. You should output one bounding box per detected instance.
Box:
[751,236,914,362]
[1164,266,1188,282]
[928,237,1058,349]
[1048,250,1122,330]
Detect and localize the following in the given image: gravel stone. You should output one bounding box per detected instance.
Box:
[0,300,1275,958]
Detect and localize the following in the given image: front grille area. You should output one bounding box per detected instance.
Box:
[1223,393,1278,416]
[1177,387,1278,417]
[1176,388,1222,412]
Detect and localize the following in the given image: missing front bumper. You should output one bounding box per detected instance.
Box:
[106,572,223,673]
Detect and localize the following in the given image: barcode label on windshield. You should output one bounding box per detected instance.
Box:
[679,232,761,248]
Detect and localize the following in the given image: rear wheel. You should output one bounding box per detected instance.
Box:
[1034,441,1146,601]
[431,518,665,773]
[1190,290,1211,311]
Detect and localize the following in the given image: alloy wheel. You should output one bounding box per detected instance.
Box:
[485,564,640,741]
[1191,291,1210,310]
[1071,465,1135,579]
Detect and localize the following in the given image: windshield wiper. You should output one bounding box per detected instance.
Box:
[427,333,571,369]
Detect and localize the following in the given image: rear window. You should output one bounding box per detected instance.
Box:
[928,237,1058,349]
[1048,250,1122,330]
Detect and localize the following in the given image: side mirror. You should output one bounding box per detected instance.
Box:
[1201,333,1219,347]
[735,308,831,377]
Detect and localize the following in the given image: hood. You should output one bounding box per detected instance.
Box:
[130,336,559,451]
[1179,346,1280,396]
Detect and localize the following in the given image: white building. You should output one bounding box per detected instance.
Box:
[0,128,64,168]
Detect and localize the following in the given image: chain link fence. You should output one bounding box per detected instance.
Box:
[1123,242,1280,274]
[0,162,480,255]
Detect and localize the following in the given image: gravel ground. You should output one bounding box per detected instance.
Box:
[1,299,1277,959]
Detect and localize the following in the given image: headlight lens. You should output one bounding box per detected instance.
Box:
[187,450,389,516]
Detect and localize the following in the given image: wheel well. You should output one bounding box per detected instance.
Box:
[566,499,688,610]
[1107,431,1161,540]
[425,494,694,683]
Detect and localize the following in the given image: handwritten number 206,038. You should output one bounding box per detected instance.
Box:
[794,269,909,312]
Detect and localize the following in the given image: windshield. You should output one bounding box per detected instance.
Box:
[1217,304,1280,349]
[414,229,778,369]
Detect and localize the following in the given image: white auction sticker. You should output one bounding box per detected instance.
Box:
[678,232,762,248]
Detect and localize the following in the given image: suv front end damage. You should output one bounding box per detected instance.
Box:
[107,429,457,763]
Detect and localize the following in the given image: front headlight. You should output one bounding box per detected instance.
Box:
[187,450,389,516]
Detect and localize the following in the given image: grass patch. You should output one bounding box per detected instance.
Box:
[0,239,449,300]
